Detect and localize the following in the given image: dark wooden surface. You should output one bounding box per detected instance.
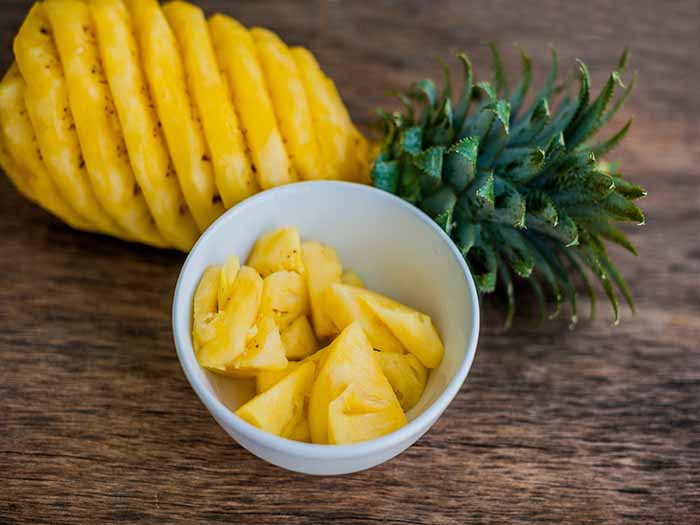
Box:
[1,1,699,523]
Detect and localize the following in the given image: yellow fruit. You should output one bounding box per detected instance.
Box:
[209,14,297,190]
[90,0,199,251]
[163,1,258,209]
[198,266,263,373]
[323,283,405,353]
[231,314,288,373]
[251,28,322,181]
[341,269,365,288]
[375,352,428,411]
[357,289,444,368]
[13,3,122,236]
[256,361,301,394]
[0,65,93,231]
[128,0,223,232]
[301,241,342,339]
[281,316,319,360]
[327,383,405,445]
[236,361,316,439]
[2,1,371,249]
[192,265,221,352]
[44,0,166,247]
[287,417,311,443]
[308,323,405,444]
[260,271,309,330]
[217,255,241,311]
[247,227,304,277]
[291,47,350,181]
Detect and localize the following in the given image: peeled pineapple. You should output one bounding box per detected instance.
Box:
[0,1,373,249]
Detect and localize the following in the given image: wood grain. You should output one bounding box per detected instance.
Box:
[1,1,699,523]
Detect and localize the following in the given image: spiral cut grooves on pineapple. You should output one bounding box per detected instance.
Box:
[0,0,373,251]
[371,46,646,326]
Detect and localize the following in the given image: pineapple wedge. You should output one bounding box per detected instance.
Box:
[341,269,365,288]
[247,227,304,277]
[192,265,221,352]
[198,266,263,372]
[209,15,297,190]
[230,314,288,374]
[323,283,405,353]
[308,323,405,444]
[375,352,428,411]
[236,361,316,439]
[281,315,319,360]
[217,255,240,311]
[301,241,343,339]
[256,361,301,394]
[44,0,166,247]
[127,0,223,232]
[328,383,404,445]
[0,65,93,231]
[292,47,350,181]
[251,28,322,181]
[90,0,199,251]
[259,270,309,330]
[357,289,444,368]
[13,3,121,236]
[163,1,258,209]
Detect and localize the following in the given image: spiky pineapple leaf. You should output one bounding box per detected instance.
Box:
[371,46,645,326]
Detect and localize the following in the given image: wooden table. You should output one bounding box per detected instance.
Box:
[1,1,698,523]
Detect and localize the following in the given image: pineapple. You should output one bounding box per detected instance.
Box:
[308,322,405,444]
[235,360,316,439]
[280,315,319,360]
[247,227,304,277]
[375,352,428,411]
[259,270,309,330]
[0,1,643,323]
[300,241,343,339]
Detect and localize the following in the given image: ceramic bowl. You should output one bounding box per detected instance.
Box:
[172,181,479,475]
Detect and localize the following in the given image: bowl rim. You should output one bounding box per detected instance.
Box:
[172,181,480,460]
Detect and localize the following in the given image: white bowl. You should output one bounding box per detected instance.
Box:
[172,181,479,475]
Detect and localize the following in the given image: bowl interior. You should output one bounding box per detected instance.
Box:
[174,182,478,429]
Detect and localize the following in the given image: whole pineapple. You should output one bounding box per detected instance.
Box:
[0,0,372,251]
[0,1,645,324]
[371,47,644,325]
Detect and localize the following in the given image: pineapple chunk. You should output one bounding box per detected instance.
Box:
[90,0,199,251]
[192,266,221,352]
[281,316,319,360]
[256,361,301,394]
[251,27,322,181]
[236,361,316,439]
[323,283,405,353]
[163,1,258,209]
[231,314,287,373]
[198,266,263,372]
[287,417,311,443]
[291,47,349,181]
[0,65,93,231]
[375,352,428,411]
[13,3,122,236]
[127,0,224,232]
[341,269,365,288]
[301,241,343,339]
[247,227,304,277]
[217,255,240,311]
[208,15,297,190]
[328,383,405,445]
[44,0,167,247]
[357,290,444,368]
[308,323,405,444]
[260,271,309,330]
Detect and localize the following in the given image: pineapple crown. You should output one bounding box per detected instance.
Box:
[371,46,646,327]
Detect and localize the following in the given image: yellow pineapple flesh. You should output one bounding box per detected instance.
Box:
[1,0,371,248]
